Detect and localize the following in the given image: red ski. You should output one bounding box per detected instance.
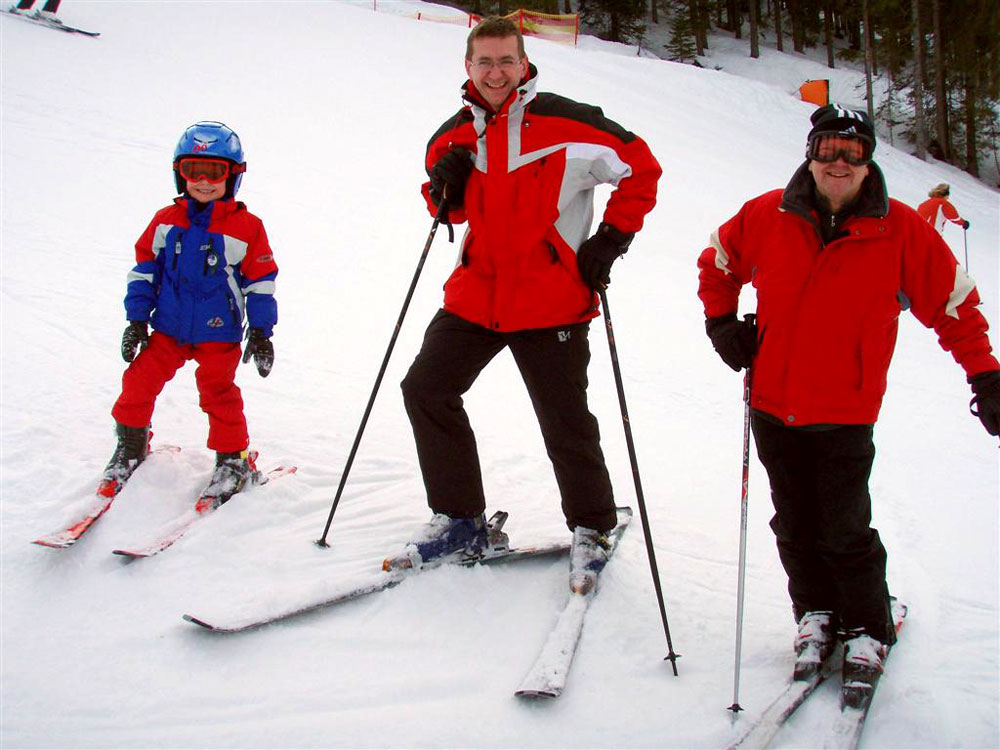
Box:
[112,464,296,559]
[32,446,180,549]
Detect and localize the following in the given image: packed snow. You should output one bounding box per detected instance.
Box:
[2,1,998,747]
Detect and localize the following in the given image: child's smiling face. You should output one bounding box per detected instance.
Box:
[186,177,225,203]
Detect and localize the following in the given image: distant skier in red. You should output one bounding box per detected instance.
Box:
[917,183,970,234]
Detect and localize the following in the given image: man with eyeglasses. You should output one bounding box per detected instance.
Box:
[696,103,999,704]
[391,16,660,593]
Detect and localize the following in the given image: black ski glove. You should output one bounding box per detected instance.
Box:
[121,321,149,363]
[706,313,758,372]
[242,328,274,378]
[969,370,1000,436]
[576,223,634,289]
[962,219,970,230]
[429,147,474,208]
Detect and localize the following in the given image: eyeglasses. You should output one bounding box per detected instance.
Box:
[175,157,245,184]
[470,56,521,72]
[806,133,874,166]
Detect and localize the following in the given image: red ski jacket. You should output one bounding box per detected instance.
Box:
[698,162,998,427]
[422,65,661,332]
[916,196,965,234]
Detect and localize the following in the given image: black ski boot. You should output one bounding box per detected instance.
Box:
[99,423,150,497]
[195,450,258,512]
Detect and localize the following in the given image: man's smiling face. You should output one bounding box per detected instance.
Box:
[465,34,528,113]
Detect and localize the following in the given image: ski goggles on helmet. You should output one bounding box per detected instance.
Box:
[806,132,874,166]
[175,157,244,184]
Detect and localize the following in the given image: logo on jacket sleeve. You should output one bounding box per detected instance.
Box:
[206,317,225,328]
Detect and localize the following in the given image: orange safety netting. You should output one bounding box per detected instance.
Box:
[413,7,579,44]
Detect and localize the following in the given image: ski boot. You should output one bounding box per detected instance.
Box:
[383,512,489,571]
[569,525,613,594]
[841,630,888,709]
[195,449,259,513]
[792,610,837,681]
[98,423,150,498]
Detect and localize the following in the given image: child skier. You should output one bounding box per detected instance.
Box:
[103,120,278,508]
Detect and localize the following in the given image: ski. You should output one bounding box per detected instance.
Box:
[112,464,296,559]
[822,600,908,750]
[3,8,100,36]
[728,599,907,750]
[514,506,633,699]
[726,651,843,750]
[31,445,180,549]
[182,511,571,633]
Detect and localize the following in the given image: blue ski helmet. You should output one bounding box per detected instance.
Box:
[173,121,246,199]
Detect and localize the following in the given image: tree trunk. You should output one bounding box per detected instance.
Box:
[789,0,804,52]
[564,0,572,13]
[931,0,950,161]
[964,72,979,177]
[750,0,760,57]
[650,0,657,25]
[863,0,874,120]
[774,0,784,52]
[911,0,927,159]
[824,2,835,68]
[690,0,705,55]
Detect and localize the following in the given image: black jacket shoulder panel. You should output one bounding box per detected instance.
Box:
[427,107,475,152]
[527,92,637,143]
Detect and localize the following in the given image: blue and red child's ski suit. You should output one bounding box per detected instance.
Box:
[112,197,278,451]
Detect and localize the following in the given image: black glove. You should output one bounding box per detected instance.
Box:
[969,370,1000,436]
[242,328,274,378]
[962,220,970,230]
[706,313,758,372]
[576,223,634,289]
[121,321,149,362]
[429,147,474,208]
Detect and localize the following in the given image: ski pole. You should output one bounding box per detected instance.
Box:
[729,313,755,717]
[963,227,969,272]
[315,199,451,547]
[598,287,680,675]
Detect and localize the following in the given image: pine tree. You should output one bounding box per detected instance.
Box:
[578,0,647,43]
[666,3,697,61]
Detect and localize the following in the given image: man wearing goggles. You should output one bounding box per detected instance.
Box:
[806,132,874,166]
[697,103,999,706]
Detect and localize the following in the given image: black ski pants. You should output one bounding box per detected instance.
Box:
[750,414,896,645]
[401,309,617,533]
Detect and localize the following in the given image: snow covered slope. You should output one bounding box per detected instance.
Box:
[2,1,997,747]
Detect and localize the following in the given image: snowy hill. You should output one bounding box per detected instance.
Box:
[1,1,997,747]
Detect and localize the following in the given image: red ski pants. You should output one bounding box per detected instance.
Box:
[112,332,249,452]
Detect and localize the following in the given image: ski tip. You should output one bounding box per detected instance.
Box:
[111,549,147,559]
[182,614,217,630]
[31,537,72,549]
[515,688,561,700]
